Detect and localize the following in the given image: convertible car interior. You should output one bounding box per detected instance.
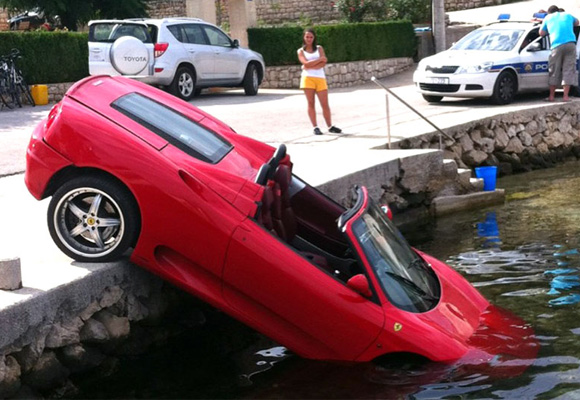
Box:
[253,144,363,284]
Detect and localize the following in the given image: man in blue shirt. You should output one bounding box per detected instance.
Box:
[540,5,579,101]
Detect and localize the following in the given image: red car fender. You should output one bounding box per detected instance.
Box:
[24,121,72,200]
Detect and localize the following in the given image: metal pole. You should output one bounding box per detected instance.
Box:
[386,94,391,149]
[432,0,446,53]
[371,77,454,146]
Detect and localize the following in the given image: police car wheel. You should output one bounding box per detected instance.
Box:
[422,95,443,103]
[491,71,517,105]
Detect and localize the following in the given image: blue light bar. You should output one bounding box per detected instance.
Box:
[497,13,511,21]
[533,12,547,19]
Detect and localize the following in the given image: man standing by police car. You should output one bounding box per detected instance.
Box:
[540,5,579,102]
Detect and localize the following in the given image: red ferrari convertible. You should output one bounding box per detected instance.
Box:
[25,76,538,366]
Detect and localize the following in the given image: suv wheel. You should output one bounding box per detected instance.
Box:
[243,64,259,96]
[171,67,196,101]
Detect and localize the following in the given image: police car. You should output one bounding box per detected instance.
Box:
[413,14,580,104]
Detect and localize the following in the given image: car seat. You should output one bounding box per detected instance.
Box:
[257,184,275,234]
[272,164,296,242]
[270,164,329,269]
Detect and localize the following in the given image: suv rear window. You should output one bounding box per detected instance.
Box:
[112,93,232,163]
[89,23,152,43]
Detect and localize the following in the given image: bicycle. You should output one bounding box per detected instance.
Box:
[0,49,35,109]
[0,56,15,110]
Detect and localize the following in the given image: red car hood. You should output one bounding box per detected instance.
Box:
[357,252,539,371]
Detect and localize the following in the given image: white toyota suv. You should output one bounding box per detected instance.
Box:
[88,18,266,100]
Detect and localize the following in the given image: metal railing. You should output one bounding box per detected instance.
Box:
[371,76,454,149]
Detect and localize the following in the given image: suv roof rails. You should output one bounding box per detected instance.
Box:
[162,17,204,22]
[124,17,205,22]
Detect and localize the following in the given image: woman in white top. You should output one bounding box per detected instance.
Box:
[297,28,341,135]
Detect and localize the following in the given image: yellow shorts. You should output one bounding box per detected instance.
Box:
[300,76,328,92]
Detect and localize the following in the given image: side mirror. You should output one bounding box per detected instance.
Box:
[527,42,541,52]
[347,274,373,298]
[233,39,240,48]
[380,204,393,220]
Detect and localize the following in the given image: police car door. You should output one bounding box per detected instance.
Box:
[518,29,550,90]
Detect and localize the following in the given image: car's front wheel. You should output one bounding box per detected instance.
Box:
[491,71,517,105]
[170,66,196,101]
[47,176,140,262]
[243,64,259,96]
[422,94,443,103]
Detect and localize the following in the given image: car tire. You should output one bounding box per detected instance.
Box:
[47,176,140,262]
[170,66,196,101]
[243,64,259,96]
[422,94,443,103]
[491,71,517,105]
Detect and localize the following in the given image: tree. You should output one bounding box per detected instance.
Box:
[0,0,149,30]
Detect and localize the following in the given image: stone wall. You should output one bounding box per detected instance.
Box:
[142,0,512,26]
[262,57,414,89]
[394,104,580,175]
[0,263,206,398]
[254,0,340,25]
[146,0,186,18]
[43,82,74,103]
[0,8,9,31]
[444,0,500,12]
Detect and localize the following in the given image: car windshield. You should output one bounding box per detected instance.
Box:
[349,194,440,313]
[451,28,524,51]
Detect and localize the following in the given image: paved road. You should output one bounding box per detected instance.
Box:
[0,67,562,180]
[5,0,580,177]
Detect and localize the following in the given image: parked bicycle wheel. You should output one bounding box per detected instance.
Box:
[18,80,34,106]
[0,85,15,109]
[10,81,22,108]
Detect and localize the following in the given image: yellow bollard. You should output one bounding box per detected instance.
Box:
[31,85,48,105]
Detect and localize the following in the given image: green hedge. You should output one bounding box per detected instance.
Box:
[248,21,417,66]
[0,31,89,84]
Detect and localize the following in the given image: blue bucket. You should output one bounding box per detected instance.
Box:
[475,166,497,191]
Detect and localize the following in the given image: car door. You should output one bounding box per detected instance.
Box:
[518,29,550,90]
[222,220,385,361]
[201,24,245,81]
[170,23,216,82]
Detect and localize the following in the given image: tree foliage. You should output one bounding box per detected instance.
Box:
[0,0,149,30]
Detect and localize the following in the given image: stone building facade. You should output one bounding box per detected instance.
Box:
[0,0,513,32]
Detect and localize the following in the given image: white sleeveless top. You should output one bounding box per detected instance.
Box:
[300,46,326,79]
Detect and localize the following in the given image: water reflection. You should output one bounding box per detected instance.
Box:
[476,212,501,248]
